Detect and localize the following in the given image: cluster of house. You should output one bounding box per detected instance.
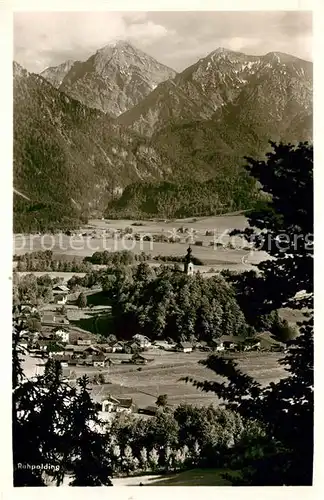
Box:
[18,329,153,367]
[151,334,284,353]
[97,394,135,414]
[52,348,151,369]
[18,321,279,366]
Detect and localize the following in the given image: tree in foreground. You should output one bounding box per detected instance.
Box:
[12,317,112,486]
[185,142,313,485]
[67,376,112,486]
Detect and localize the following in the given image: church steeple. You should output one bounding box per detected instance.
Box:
[184,246,194,275]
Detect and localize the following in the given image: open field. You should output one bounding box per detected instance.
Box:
[58,350,286,409]
[23,349,286,409]
[13,215,269,272]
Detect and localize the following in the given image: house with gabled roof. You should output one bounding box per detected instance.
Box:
[92,354,108,367]
[125,341,142,354]
[101,395,134,414]
[219,335,245,350]
[52,284,70,305]
[95,343,113,353]
[41,312,69,325]
[242,337,261,351]
[77,338,92,346]
[52,354,71,368]
[176,341,193,353]
[64,344,100,358]
[110,341,125,353]
[209,338,225,351]
[132,334,152,348]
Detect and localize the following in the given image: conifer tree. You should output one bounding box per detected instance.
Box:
[186,142,314,485]
[67,376,112,486]
[12,316,113,487]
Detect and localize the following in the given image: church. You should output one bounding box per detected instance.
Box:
[184,246,194,275]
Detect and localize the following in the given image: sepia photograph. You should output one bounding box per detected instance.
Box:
[11,7,313,488]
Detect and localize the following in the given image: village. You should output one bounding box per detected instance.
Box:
[14,258,288,420]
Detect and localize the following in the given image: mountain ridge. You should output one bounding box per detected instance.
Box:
[41,40,177,117]
[13,44,312,229]
[117,48,312,137]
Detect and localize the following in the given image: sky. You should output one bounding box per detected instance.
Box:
[14,11,312,73]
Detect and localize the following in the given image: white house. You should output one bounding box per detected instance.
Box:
[110,341,124,353]
[101,396,121,413]
[101,396,134,414]
[34,362,46,377]
[176,342,193,353]
[92,355,107,368]
[52,284,70,305]
[53,328,69,344]
[77,338,92,346]
[132,334,151,348]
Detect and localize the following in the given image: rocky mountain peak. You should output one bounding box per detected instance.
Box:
[210,47,243,58]
[40,41,176,116]
[40,59,76,88]
[117,47,312,138]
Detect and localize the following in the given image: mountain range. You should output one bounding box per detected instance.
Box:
[118,48,312,137]
[14,42,312,231]
[41,41,176,117]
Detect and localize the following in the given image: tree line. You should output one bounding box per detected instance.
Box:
[106,404,261,477]
[106,171,258,220]
[14,249,151,272]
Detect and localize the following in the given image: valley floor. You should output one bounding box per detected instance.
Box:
[13,215,268,273]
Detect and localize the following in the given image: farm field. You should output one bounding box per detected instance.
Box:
[64,350,286,409]
[13,215,269,272]
[22,349,286,409]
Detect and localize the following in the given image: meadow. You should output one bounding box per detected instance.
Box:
[71,350,286,410]
[13,215,268,272]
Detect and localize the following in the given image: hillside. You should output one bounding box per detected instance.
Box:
[13,63,173,232]
[106,174,258,220]
[117,49,312,138]
[14,61,262,230]
[42,41,176,117]
[110,50,312,218]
